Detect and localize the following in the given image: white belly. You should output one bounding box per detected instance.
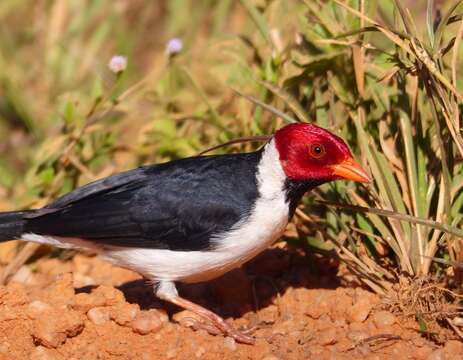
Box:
[105,194,289,283]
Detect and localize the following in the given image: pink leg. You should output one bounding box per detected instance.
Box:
[155,281,255,344]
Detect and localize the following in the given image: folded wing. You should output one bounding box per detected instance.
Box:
[24,153,261,251]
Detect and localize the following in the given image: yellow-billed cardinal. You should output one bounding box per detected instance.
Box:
[0,123,369,344]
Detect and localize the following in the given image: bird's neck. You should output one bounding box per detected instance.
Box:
[283,178,326,219]
[255,140,287,200]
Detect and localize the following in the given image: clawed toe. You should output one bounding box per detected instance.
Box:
[226,328,255,344]
[160,290,255,344]
[188,318,222,336]
[178,316,256,344]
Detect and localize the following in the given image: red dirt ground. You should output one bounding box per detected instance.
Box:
[0,246,461,360]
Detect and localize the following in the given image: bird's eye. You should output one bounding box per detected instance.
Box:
[309,143,325,159]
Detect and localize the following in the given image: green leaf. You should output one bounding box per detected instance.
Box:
[39,167,55,186]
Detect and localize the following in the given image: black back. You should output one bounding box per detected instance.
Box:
[24,152,262,251]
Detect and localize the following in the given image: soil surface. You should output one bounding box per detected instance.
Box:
[0,245,461,360]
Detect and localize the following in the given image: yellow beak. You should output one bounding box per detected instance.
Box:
[330,158,371,183]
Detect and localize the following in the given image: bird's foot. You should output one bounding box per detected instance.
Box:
[224,324,256,344]
[167,295,255,344]
[221,324,255,345]
[189,319,223,336]
[155,281,255,344]
[188,319,255,344]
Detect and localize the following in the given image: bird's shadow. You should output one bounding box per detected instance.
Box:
[76,245,343,320]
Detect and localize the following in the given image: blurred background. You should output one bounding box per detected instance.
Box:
[0,0,462,303]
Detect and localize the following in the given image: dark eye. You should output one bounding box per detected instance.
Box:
[309,143,325,159]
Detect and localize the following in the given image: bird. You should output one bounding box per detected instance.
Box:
[0,122,369,344]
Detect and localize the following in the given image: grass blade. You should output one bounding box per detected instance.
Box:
[427,0,435,46]
[232,89,298,124]
[259,80,311,123]
[317,201,463,239]
[433,0,463,51]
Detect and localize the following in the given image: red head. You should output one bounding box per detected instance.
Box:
[274,123,370,183]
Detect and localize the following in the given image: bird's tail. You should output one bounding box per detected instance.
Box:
[0,211,28,242]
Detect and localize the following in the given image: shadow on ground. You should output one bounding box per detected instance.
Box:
[76,245,343,320]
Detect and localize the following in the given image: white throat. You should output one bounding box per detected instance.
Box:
[255,139,287,199]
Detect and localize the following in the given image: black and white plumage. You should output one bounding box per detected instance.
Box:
[24,151,264,252]
[0,123,370,344]
[4,140,292,282]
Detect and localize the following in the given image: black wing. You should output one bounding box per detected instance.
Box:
[24,152,261,251]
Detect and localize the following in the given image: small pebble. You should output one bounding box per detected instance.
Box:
[272,319,293,335]
[261,355,280,360]
[333,318,347,327]
[10,265,34,284]
[172,309,202,327]
[32,319,65,348]
[165,348,177,359]
[372,311,396,328]
[304,295,329,319]
[427,349,445,360]
[30,345,64,360]
[72,255,93,274]
[44,273,75,306]
[318,328,337,345]
[63,311,86,338]
[0,306,16,321]
[349,322,366,332]
[258,304,278,324]
[110,303,140,326]
[357,344,371,356]
[152,308,168,323]
[451,317,463,326]
[72,293,106,312]
[347,297,372,323]
[131,310,163,335]
[347,330,369,343]
[32,310,84,348]
[28,301,51,312]
[27,301,52,319]
[87,307,110,325]
[72,273,95,288]
[223,336,236,351]
[195,346,205,358]
[92,285,125,306]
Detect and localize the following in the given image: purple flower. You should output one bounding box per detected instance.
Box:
[166,38,183,56]
[108,55,127,73]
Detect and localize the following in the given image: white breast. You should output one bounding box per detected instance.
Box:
[105,140,289,283]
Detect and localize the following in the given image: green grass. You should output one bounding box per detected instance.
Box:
[0,0,462,301]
